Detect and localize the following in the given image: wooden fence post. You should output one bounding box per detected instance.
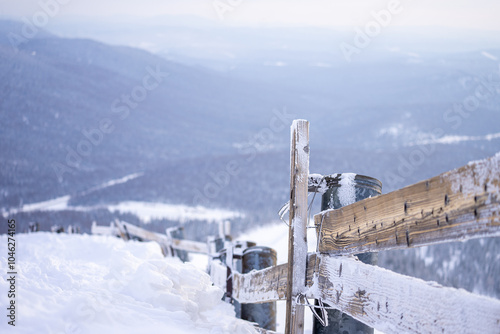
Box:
[220,244,234,303]
[285,120,310,334]
[207,236,225,272]
[313,174,382,334]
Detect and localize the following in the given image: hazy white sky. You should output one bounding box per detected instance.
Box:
[1,0,500,30]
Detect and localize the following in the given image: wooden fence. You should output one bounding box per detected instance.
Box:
[91,220,209,256]
[93,120,500,334]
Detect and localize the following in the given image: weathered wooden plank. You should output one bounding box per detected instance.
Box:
[92,222,209,255]
[119,222,211,255]
[286,120,309,334]
[314,153,500,254]
[210,260,228,292]
[231,252,318,304]
[232,262,288,303]
[91,222,119,236]
[253,325,278,334]
[119,221,168,244]
[171,238,209,254]
[116,221,132,241]
[228,252,500,333]
[306,254,500,334]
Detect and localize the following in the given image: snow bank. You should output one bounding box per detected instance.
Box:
[0,233,255,334]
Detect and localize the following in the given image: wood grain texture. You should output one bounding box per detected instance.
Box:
[92,221,209,255]
[91,222,119,236]
[314,153,500,254]
[285,120,309,334]
[253,326,278,334]
[225,253,500,333]
[232,262,288,304]
[120,221,168,244]
[306,254,500,334]
[231,254,317,304]
[171,238,209,254]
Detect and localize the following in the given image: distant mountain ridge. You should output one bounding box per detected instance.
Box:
[1,18,500,220]
[0,19,300,208]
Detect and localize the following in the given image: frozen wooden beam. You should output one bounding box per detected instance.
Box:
[232,262,287,304]
[314,153,500,255]
[210,260,228,292]
[232,253,317,304]
[306,254,500,334]
[170,238,209,254]
[119,221,168,244]
[91,222,120,236]
[229,252,500,334]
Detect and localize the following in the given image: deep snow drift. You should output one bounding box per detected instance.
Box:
[0,233,256,334]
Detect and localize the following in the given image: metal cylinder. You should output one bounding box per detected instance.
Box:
[233,241,257,319]
[241,246,277,331]
[170,227,189,262]
[321,174,382,211]
[214,237,225,253]
[314,173,382,334]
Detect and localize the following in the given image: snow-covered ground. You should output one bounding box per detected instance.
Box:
[0,233,255,334]
[1,221,384,333]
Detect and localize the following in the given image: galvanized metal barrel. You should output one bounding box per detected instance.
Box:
[321,174,382,210]
[314,173,382,334]
[241,246,277,331]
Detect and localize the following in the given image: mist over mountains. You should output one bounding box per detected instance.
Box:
[1,17,500,297]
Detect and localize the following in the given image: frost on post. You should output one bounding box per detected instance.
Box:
[338,173,357,207]
[286,120,310,334]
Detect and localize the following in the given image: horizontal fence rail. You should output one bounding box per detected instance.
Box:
[91,221,208,254]
[231,261,288,303]
[224,253,500,334]
[308,254,500,334]
[171,238,209,254]
[314,153,500,255]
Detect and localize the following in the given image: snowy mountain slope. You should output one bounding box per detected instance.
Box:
[0,233,256,334]
[0,19,302,208]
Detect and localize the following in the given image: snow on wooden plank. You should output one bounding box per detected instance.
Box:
[171,238,209,254]
[253,325,279,334]
[119,221,169,244]
[91,222,119,236]
[306,254,500,334]
[94,221,209,255]
[232,262,288,304]
[210,260,228,292]
[227,253,500,333]
[231,254,317,304]
[314,152,500,255]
